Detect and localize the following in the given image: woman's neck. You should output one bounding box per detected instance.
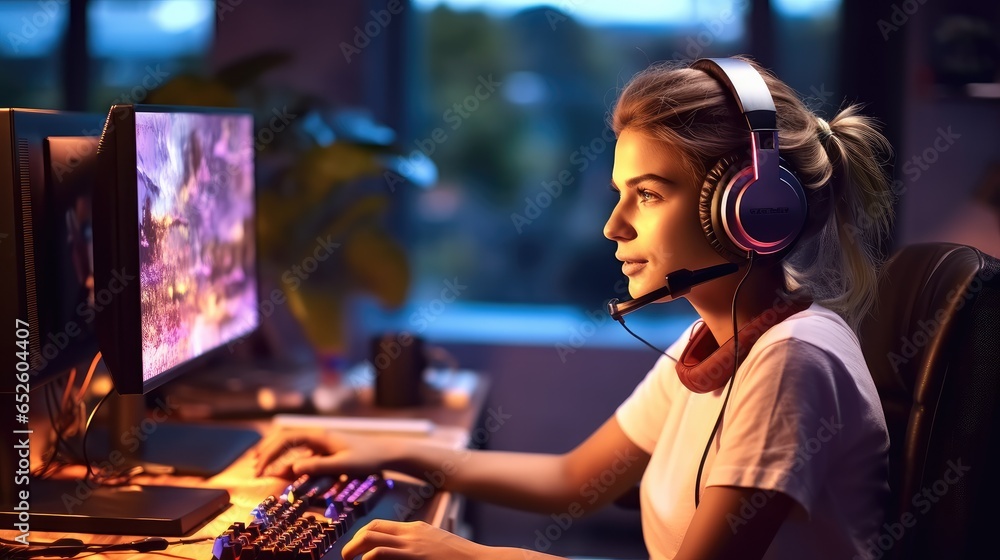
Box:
[684,263,793,347]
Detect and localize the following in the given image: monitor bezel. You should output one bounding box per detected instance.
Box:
[95,103,260,395]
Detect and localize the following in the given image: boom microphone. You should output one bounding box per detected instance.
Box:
[607,262,740,321]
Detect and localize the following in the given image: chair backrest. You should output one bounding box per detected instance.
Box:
[859,242,1000,560]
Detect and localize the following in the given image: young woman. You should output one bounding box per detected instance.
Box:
[254,56,894,560]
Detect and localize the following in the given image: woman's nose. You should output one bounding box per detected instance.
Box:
[604,201,636,241]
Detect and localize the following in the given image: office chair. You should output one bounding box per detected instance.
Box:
[858,242,1000,560]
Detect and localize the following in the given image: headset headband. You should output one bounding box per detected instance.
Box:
[690,57,780,203]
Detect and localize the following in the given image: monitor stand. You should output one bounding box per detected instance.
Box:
[0,393,260,536]
[93,394,262,477]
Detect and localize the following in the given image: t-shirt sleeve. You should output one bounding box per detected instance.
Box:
[615,322,697,454]
[705,339,844,517]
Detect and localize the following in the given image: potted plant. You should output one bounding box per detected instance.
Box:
[145,52,435,367]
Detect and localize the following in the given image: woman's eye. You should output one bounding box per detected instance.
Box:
[637,188,657,202]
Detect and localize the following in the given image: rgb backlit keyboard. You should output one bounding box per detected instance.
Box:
[211,474,432,560]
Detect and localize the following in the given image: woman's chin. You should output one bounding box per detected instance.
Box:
[626,270,671,299]
[627,281,652,299]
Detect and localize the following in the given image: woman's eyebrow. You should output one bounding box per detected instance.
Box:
[610,174,676,190]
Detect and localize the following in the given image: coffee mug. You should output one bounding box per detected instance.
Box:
[370,332,428,408]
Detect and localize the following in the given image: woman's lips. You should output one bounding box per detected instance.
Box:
[622,261,647,276]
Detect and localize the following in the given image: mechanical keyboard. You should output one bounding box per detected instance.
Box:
[211,474,434,560]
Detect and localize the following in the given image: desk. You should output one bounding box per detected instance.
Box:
[0,371,489,559]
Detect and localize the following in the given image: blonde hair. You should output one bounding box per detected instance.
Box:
[610,56,895,332]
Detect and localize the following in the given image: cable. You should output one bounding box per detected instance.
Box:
[78,536,213,558]
[80,359,110,482]
[76,352,102,403]
[35,355,106,480]
[74,351,148,486]
[613,316,678,362]
[33,384,70,479]
[0,536,214,559]
[61,367,77,410]
[33,385,59,478]
[695,251,754,507]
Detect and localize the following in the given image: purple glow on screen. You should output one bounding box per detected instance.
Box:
[135,111,257,383]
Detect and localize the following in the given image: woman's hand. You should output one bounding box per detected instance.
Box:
[253,429,399,478]
[340,520,491,560]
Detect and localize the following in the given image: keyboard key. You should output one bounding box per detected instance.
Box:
[211,473,434,560]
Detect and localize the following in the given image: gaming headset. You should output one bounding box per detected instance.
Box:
[692,57,808,264]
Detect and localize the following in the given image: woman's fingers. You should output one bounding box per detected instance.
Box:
[340,522,407,559]
[340,521,481,560]
[253,430,329,476]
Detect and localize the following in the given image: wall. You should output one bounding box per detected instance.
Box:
[212,0,368,106]
[896,2,1000,256]
[442,342,654,558]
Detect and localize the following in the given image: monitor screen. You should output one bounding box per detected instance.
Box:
[94,105,260,394]
[133,110,258,384]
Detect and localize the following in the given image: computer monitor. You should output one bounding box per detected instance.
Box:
[1,105,264,536]
[1,108,106,522]
[94,104,260,395]
[0,108,105,391]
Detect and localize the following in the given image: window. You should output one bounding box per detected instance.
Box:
[361,1,755,345]
[0,1,70,108]
[0,0,215,111]
[87,0,214,111]
[365,0,843,345]
[772,0,842,115]
[405,1,750,313]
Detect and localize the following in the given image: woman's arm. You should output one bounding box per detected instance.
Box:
[388,414,650,514]
[255,414,649,515]
[673,486,796,560]
[339,519,576,559]
[336,422,652,560]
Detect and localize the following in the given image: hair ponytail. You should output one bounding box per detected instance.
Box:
[795,106,895,331]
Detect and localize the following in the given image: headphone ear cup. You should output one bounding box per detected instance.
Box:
[699,154,752,263]
[701,154,809,262]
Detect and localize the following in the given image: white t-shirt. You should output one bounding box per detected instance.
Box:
[616,303,889,559]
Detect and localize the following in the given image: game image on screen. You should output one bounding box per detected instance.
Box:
[135,111,258,382]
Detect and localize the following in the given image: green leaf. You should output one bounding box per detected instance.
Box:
[313,194,390,241]
[343,229,410,308]
[287,194,389,260]
[294,143,384,203]
[285,284,346,353]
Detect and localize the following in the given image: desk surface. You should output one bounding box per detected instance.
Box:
[1,372,489,560]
